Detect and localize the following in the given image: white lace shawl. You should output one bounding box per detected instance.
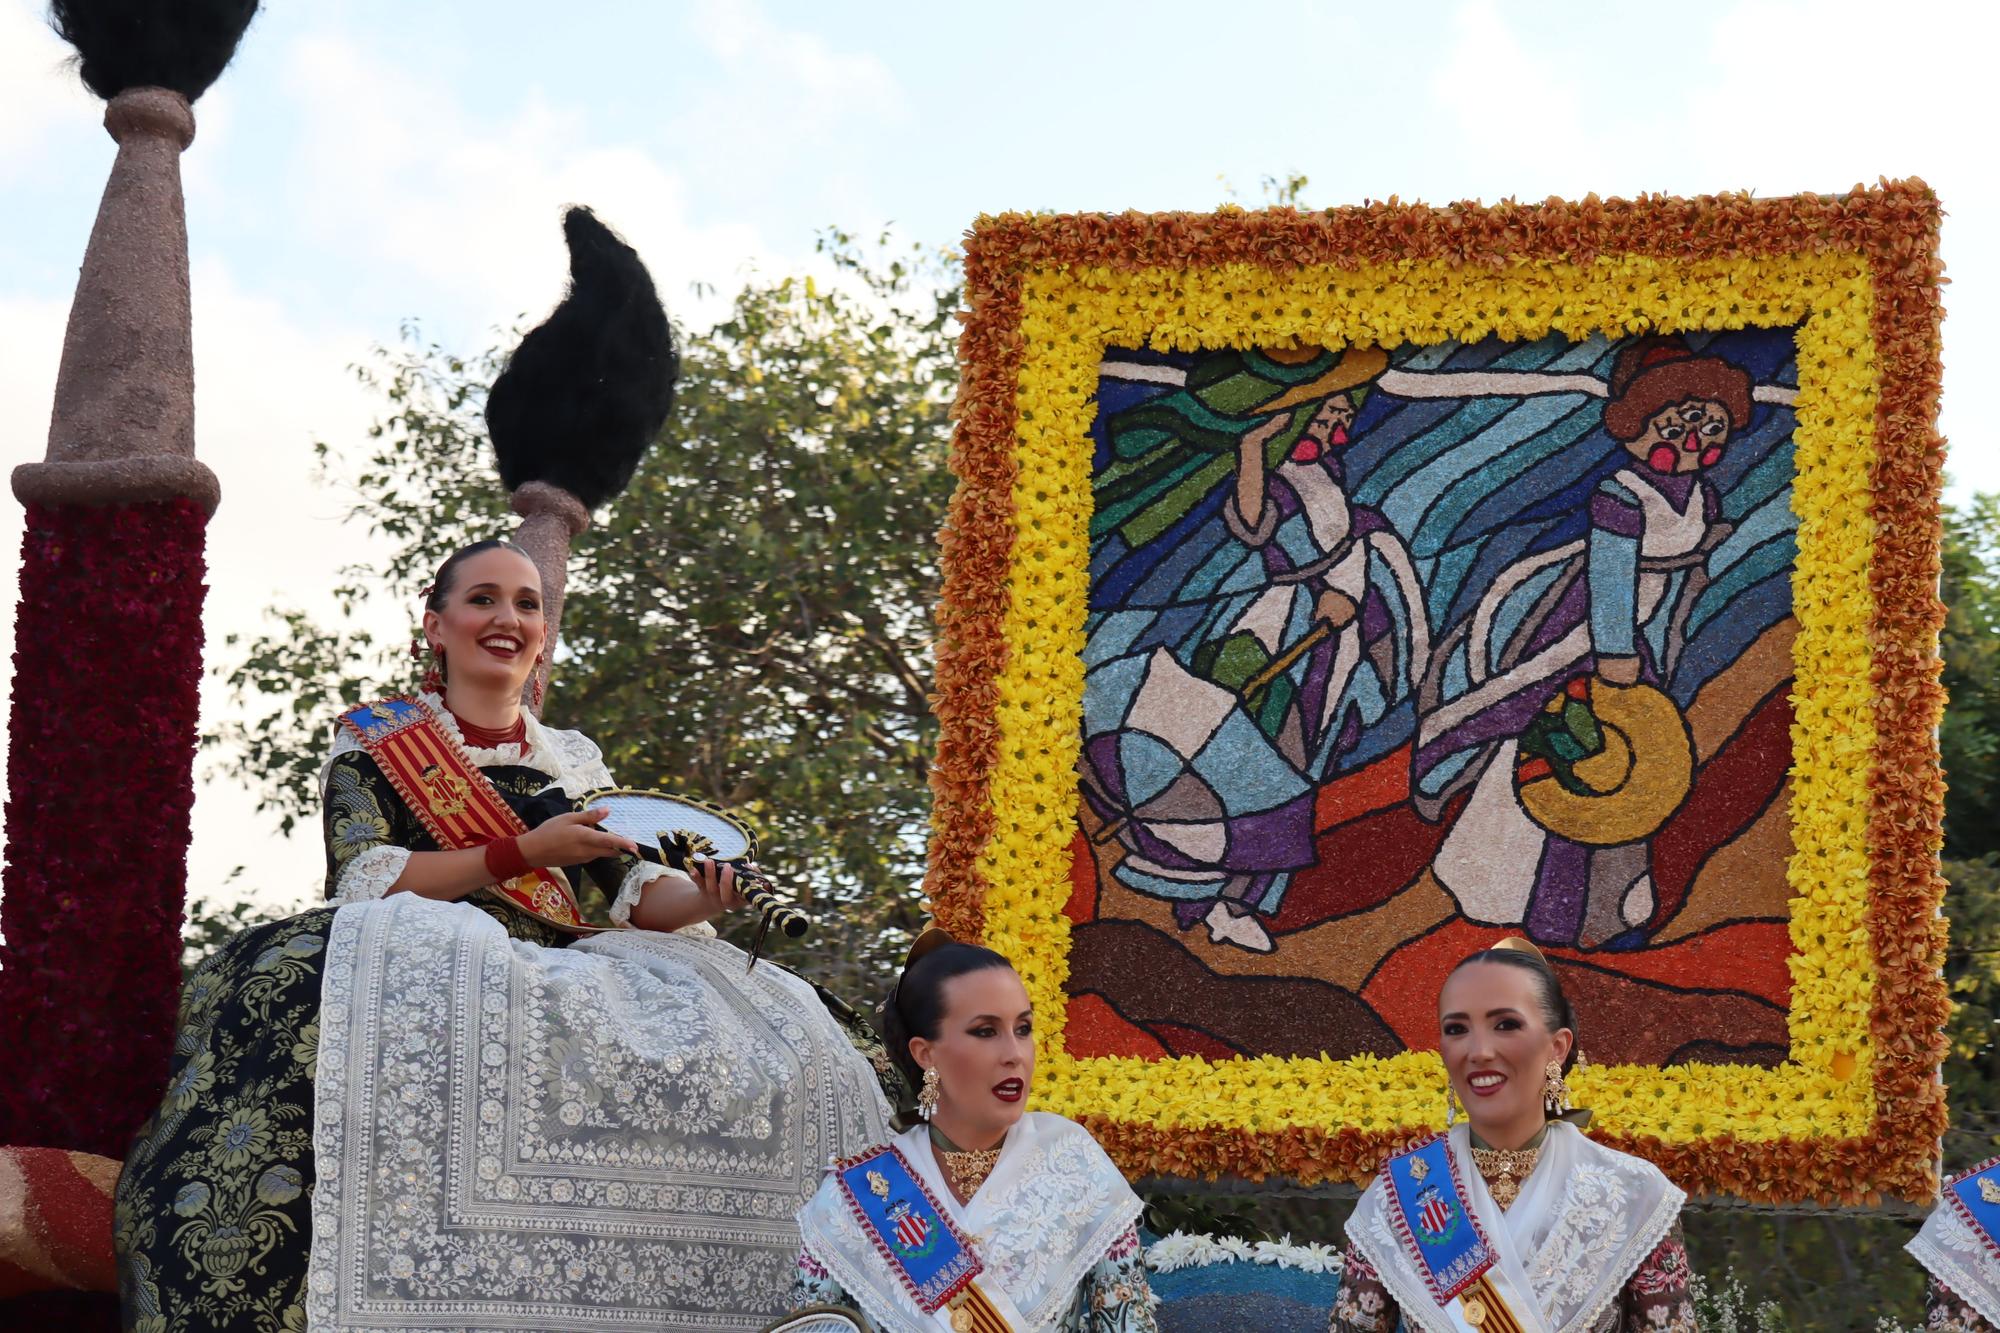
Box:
[319,692,673,924]
[796,1113,1143,1333]
[309,893,890,1329]
[1908,1186,2000,1327]
[1346,1123,1684,1333]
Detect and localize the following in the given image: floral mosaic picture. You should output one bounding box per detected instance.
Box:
[1072,327,1799,1066]
[928,184,1949,1206]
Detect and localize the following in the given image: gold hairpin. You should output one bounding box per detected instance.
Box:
[1490,936,1552,967]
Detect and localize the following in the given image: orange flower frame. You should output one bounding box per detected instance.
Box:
[926,183,1948,1206]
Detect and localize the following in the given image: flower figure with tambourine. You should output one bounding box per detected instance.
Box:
[1513,675,1693,848]
[582,787,811,968]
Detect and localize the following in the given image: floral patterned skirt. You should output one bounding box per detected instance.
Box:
[113,902,574,1333]
[114,908,331,1333]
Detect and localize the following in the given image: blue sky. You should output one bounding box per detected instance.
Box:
[1,0,1992,909]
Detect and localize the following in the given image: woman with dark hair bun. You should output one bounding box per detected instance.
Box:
[115,538,893,1332]
[1331,938,1697,1332]
[786,930,1161,1331]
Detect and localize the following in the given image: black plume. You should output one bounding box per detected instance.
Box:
[485,207,678,510]
[49,0,260,103]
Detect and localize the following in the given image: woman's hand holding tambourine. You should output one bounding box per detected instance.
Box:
[683,855,752,915]
[521,808,639,866]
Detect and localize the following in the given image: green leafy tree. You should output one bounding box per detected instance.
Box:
[1938,492,2000,1167]
[1941,493,2000,863]
[208,234,960,994]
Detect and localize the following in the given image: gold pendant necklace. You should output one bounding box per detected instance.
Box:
[929,1126,1001,1200]
[1469,1131,1544,1210]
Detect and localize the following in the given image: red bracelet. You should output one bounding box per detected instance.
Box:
[484,835,532,882]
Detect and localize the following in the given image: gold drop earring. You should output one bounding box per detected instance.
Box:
[1542,1060,1570,1117]
[917,1067,941,1120]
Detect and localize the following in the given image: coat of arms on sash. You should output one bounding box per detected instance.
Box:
[832,1145,1012,1329]
[1413,1184,1460,1246]
[870,1168,937,1257]
[417,762,472,818]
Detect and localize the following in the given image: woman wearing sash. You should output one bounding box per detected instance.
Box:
[1331,939,1695,1332]
[115,537,893,1332]
[1906,1158,2000,1330]
[789,933,1160,1331]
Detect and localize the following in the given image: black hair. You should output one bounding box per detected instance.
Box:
[879,941,1017,1097]
[51,0,260,103]
[485,207,678,510]
[424,539,537,613]
[1447,948,1581,1078]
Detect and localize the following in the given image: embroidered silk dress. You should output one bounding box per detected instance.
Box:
[789,1113,1159,1332]
[114,695,892,1332]
[1330,1123,1695,1333]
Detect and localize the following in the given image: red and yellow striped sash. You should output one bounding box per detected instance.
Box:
[1457,1273,1526,1332]
[337,697,599,933]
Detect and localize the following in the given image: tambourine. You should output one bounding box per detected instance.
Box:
[580,787,810,968]
[757,1308,868,1333]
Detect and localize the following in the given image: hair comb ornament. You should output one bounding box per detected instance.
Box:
[1487,935,1593,1127]
[1490,935,1552,967]
[901,926,959,972]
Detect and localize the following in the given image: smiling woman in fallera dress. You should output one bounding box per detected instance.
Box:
[1331,939,1697,1333]
[114,542,892,1332]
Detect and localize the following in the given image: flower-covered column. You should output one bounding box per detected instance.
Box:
[0,87,219,1157]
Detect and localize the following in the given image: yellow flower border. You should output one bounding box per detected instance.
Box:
[930,188,1948,1205]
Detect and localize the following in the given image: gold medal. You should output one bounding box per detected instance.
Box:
[1461,1293,1489,1326]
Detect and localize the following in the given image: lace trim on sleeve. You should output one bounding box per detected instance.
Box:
[607,862,718,938]
[609,861,668,928]
[331,845,410,905]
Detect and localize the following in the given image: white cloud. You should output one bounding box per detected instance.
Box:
[279,33,775,338]
[688,0,905,130]
[1429,1,1589,146]
[0,0,93,171]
